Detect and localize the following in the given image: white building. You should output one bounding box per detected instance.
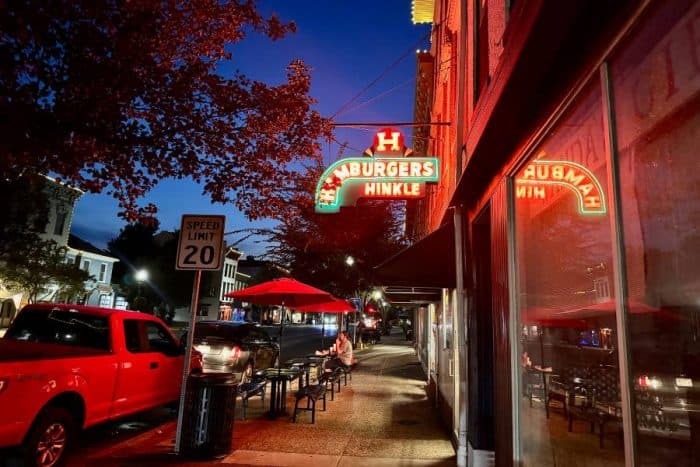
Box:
[65,234,119,308]
[174,247,250,322]
[0,176,120,325]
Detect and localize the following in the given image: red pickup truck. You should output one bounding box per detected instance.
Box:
[0,303,200,467]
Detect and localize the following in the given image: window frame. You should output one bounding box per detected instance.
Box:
[54,210,68,236]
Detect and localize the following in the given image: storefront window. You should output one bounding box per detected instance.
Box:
[514,81,625,466]
[610,0,700,464]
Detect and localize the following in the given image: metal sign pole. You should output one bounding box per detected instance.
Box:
[174,269,202,453]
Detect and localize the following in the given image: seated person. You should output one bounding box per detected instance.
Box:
[317,331,353,369]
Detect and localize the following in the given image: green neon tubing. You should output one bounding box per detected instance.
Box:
[315,157,440,213]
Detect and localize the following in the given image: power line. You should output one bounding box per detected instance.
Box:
[331,137,364,154]
[336,77,416,117]
[331,31,431,119]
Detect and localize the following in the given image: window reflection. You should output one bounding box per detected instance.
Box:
[515,82,625,466]
[611,0,700,464]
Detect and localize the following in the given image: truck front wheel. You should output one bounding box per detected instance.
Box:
[24,407,76,467]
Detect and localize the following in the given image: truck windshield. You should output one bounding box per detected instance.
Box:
[5,309,110,351]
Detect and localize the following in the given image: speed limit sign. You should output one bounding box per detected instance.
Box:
[176,214,225,270]
[174,214,226,452]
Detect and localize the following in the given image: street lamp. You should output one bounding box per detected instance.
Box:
[135,269,149,283]
[344,255,358,342]
[135,269,148,312]
[135,269,148,292]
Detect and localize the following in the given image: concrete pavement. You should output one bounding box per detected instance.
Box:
[71,329,456,466]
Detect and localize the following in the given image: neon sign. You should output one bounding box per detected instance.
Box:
[315,129,439,213]
[364,127,414,157]
[515,159,607,215]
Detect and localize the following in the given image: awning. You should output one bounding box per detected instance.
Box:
[382,286,443,305]
[374,221,455,289]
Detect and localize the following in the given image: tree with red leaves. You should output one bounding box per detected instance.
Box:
[1,1,331,222]
[233,162,407,298]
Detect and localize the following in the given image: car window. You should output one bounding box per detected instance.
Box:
[241,327,256,344]
[6,308,110,351]
[240,327,270,344]
[123,319,177,355]
[193,323,242,342]
[145,321,177,354]
[123,320,142,353]
[253,328,271,343]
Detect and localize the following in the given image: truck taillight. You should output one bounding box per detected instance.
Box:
[0,377,8,394]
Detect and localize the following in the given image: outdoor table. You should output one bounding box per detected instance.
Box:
[285,358,319,386]
[263,367,303,418]
[290,355,333,385]
[306,353,334,364]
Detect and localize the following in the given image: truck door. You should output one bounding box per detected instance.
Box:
[113,319,157,416]
[114,319,182,416]
[143,320,182,404]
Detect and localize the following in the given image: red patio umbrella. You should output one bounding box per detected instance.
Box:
[294,297,355,349]
[224,278,334,368]
[225,277,334,308]
[294,297,354,313]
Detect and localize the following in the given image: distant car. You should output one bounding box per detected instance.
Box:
[186,321,279,381]
[359,312,382,344]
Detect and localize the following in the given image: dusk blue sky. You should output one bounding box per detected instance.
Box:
[72,1,431,256]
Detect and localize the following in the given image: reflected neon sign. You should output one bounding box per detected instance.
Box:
[516,159,606,215]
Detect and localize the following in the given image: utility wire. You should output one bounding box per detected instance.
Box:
[331,30,431,119]
[331,55,454,122]
[331,137,364,154]
[336,77,416,117]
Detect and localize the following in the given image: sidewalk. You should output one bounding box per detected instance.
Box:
[74,330,456,466]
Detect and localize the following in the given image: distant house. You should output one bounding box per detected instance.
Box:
[195,247,248,321]
[37,175,83,246]
[233,270,252,297]
[65,234,119,308]
[0,176,120,323]
[1,176,83,324]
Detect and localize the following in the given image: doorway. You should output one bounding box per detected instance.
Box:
[468,205,495,453]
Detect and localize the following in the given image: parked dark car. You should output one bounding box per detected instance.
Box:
[184,321,279,381]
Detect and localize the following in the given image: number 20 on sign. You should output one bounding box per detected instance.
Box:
[176,214,225,270]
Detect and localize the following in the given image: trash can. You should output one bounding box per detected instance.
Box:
[180,373,238,459]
